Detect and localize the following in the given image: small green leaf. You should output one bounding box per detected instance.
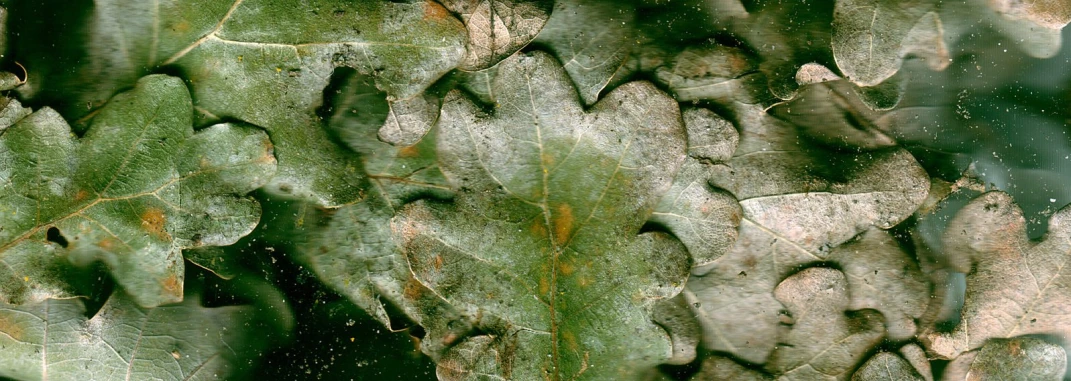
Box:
[0,75,274,307]
[535,0,636,105]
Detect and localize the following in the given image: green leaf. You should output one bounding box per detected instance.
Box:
[393,51,690,379]
[0,292,267,380]
[534,0,637,105]
[942,337,1067,380]
[296,68,462,358]
[0,75,274,307]
[36,0,466,206]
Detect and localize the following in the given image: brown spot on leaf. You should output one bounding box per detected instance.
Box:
[577,274,592,288]
[559,260,574,276]
[140,208,170,240]
[743,255,757,269]
[169,19,190,33]
[403,277,424,300]
[552,204,573,246]
[0,316,24,341]
[434,254,444,271]
[539,274,550,297]
[563,330,578,353]
[529,218,547,238]
[161,274,182,295]
[541,152,556,168]
[1007,339,1022,357]
[97,237,116,251]
[398,144,421,158]
[423,1,450,21]
[74,189,90,202]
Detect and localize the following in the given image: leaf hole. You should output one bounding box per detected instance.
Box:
[46,227,69,248]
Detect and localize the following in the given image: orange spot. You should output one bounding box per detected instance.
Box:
[161,274,182,295]
[541,153,556,169]
[728,53,750,73]
[1008,339,1023,357]
[743,255,757,269]
[97,237,116,251]
[170,20,191,33]
[423,1,450,21]
[552,204,573,246]
[74,190,90,202]
[140,208,170,240]
[539,275,550,297]
[558,260,574,276]
[529,218,547,238]
[434,254,444,271]
[403,277,424,300]
[0,316,24,341]
[563,330,578,352]
[398,145,421,158]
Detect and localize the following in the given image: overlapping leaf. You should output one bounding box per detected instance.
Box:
[832,0,949,87]
[392,51,693,379]
[723,0,836,99]
[769,64,904,148]
[852,351,926,381]
[940,0,1071,58]
[0,291,267,380]
[294,69,464,358]
[922,191,1071,359]
[653,43,775,107]
[685,104,929,363]
[441,0,552,71]
[765,267,886,381]
[692,355,772,381]
[0,75,275,307]
[651,107,741,266]
[941,337,1067,380]
[30,0,466,207]
[533,0,637,106]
